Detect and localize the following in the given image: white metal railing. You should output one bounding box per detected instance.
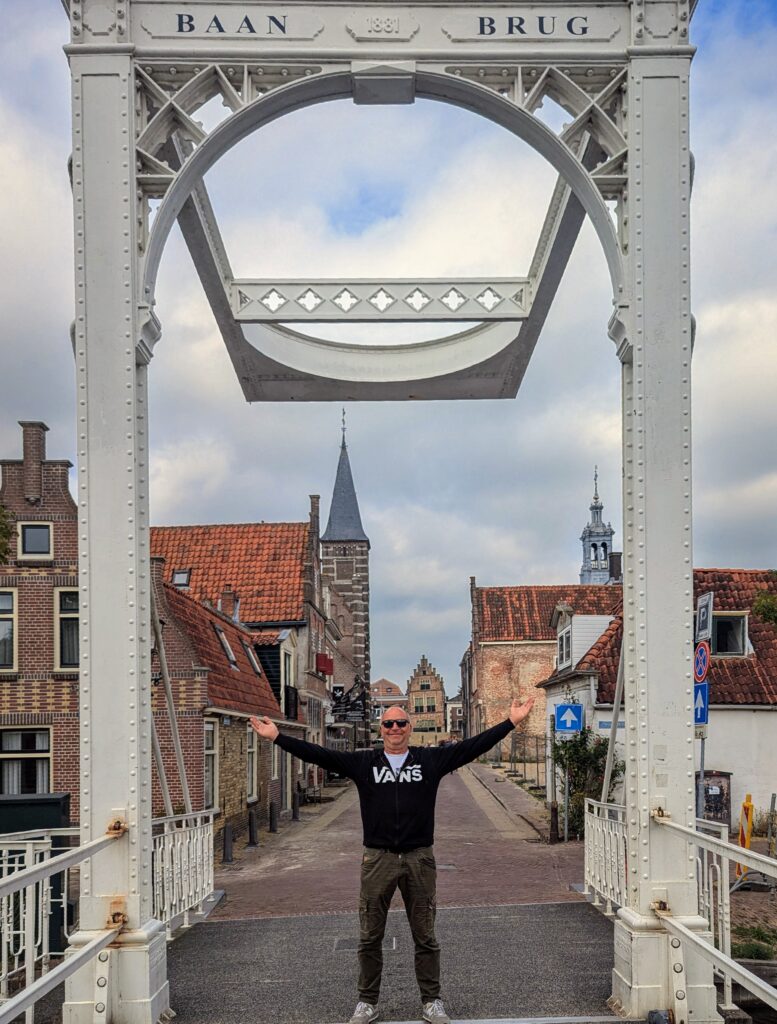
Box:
[653,813,777,1012]
[0,828,124,1024]
[585,805,777,1012]
[584,799,628,914]
[693,818,733,1009]
[151,811,215,936]
[1,811,215,1023]
[0,830,80,1012]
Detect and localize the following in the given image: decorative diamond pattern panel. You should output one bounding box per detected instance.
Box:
[232,280,531,322]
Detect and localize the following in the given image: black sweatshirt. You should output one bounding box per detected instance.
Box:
[275,718,514,852]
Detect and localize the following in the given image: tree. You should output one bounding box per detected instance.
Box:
[552,726,624,836]
[0,504,13,565]
[753,590,777,627]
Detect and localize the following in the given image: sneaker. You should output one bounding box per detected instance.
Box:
[348,1002,378,1024]
[422,999,451,1024]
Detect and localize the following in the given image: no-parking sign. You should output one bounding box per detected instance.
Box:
[694,640,710,684]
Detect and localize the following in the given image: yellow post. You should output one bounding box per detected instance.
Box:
[736,792,754,878]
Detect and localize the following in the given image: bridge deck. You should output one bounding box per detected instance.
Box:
[166,901,615,1024]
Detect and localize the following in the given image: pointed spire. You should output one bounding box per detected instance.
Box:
[593,465,599,502]
[322,417,369,545]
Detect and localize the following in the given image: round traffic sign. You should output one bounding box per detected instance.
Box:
[694,641,710,683]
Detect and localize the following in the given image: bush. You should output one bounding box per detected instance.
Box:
[732,925,777,961]
[552,726,624,835]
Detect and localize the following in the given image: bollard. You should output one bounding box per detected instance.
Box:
[549,803,560,844]
[246,809,259,848]
[292,790,300,821]
[269,800,279,833]
[222,822,233,863]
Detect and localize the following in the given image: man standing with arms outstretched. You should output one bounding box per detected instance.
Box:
[251,695,535,1024]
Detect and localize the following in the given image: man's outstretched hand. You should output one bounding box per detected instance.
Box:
[509,695,536,727]
[249,715,279,742]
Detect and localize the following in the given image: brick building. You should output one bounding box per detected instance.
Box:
[151,559,305,835]
[0,422,305,834]
[445,691,465,739]
[406,655,446,745]
[0,422,80,810]
[460,578,620,739]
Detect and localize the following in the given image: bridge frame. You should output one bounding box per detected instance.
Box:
[63,0,713,1020]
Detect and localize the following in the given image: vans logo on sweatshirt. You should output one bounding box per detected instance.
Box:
[372,764,423,784]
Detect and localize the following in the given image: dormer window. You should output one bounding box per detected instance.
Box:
[558,625,572,669]
[214,625,237,668]
[711,614,747,656]
[241,640,262,675]
[172,569,191,587]
[18,523,52,561]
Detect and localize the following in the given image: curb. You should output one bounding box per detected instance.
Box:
[466,765,549,841]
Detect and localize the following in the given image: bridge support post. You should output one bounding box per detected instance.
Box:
[610,40,720,1024]
[63,36,169,1023]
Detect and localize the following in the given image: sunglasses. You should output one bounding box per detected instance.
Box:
[382,719,409,729]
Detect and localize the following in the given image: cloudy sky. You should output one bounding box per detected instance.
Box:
[1,1,776,694]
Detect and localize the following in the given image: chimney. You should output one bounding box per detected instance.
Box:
[218,587,240,621]
[20,421,48,505]
[309,494,320,543]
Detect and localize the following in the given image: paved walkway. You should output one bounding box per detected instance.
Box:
[212,765,584,919]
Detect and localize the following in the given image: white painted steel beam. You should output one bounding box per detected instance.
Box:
[231,279,531,322]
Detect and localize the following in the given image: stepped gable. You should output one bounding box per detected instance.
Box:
[476,584,621,642]
[163,583,281,718]
[151,522,309,624]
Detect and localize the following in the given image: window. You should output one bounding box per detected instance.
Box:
[214,625,237,668]
[0,591,16,670]
[712,614,747,656]
[558,625,572,669]
[420,681,431,691]
[172,569,191,587]
[19,523,52,560]
[241,640,262,675]
[246,724,257,800]
[283,650,293,688]
[55,589,79,669]
[1,729,51,795]
[426,701,436,713]
[414,697,424,711]
[204,720,218,809]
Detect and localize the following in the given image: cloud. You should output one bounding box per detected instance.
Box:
[1,0,776,693]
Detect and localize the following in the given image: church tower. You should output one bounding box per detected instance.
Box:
[579,468,615,584]
[321,415,371,688]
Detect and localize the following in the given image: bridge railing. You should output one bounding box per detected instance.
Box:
[0,811,215,1023]
[584,803,777,1014]
[584,799,628,914]
[151,811,215,937]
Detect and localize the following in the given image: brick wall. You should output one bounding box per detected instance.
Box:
[472,643,551,735]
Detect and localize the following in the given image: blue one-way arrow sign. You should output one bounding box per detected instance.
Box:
[694,682,709,726]
[555,703,584,733]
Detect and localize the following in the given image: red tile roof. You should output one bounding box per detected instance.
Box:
[475,585,621,643]
[539,570,777,707]
[151,523,309,624]
[163,583,282,718]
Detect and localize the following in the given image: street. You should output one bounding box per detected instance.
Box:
[212,765,586,920]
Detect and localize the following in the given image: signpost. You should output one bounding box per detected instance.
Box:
[695,593,714,818]
[554,703,583,841]
[555,703,584,734]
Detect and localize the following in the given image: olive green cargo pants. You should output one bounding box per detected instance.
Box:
[358,846,440,1004]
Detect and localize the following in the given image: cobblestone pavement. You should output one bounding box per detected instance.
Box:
[213,765,585,920]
